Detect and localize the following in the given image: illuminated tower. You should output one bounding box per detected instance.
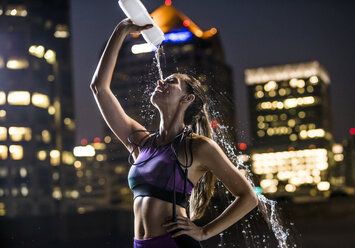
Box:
[98,4,237,209]
[245,61,335,199]
[0,0,76,217]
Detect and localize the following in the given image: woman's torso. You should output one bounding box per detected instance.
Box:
[129,132,207,239]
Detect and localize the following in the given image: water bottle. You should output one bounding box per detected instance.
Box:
[118,0,165,46]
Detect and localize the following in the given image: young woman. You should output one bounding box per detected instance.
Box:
[90,18,258,248]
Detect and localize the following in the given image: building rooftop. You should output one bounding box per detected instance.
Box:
[245,61,330,85]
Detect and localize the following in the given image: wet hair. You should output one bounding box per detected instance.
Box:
[180,74,216,221]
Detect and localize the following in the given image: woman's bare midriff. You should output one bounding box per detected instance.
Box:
[133,196,188,240]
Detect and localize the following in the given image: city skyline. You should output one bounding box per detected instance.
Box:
[71,0,355,145]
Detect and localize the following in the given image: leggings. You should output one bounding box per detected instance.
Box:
[133,233,179,248]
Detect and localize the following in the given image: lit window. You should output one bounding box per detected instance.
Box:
[0,127,6,141]
[32,93,50,108]
[48,106,56,115]
[28,45,45,58]
[278,88,286,96]
[52,187,62,199]
[6,58,29,69]
[37,150,47,160]
[306,86,314,93]
[0,167,7,178]
[73,145,95,157]
[62,151,75,165]
[309,76,319,84]
[0,146,8,160]
[268,90,276,97]
[19,168,27,178]
[5,5,27,17]
[8,127,31,141]
[44,50,56,64]
[255,85,263,91]
[64,118,75,130]
[264,81,277,91]
[254,91,264,98]
[0,110,5,118]
[50,150,60,166]
[42,130,51,143]
[20,186,29,197]
[9,145,23,160]
[54,24,70,38]
[0,92,6,105]
[317,181,330,191]
[131,43,156,54]
[298,111,306,118]
[8,91,30,105]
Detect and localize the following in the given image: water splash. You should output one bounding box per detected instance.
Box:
[136,46,299,247]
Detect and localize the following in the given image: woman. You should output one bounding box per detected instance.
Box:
[90,18,258,248]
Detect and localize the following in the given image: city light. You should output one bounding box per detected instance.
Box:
[5,6,27,17]
[131,43,156,54]
[29,45,45,58]
[8,127,31,141]
[252,148,328,188]
[9,145,23,160]
[6,58,29,69]
[50,150,60,166]
[32,93,50,108]
[0,146,8,160]
[54,24,70,38]
[0,127,6,141]
[7,91,31,105]
[0,92,5,104]
[73,145,96,157]
[163,30,193,43]
[44,49,56,64]
[350,128,355,135]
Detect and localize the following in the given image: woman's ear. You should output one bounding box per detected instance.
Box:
[182,94,195,104]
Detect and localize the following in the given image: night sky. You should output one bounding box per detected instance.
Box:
[70,0,355,145]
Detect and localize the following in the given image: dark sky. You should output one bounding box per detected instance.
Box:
[70,0,355,145]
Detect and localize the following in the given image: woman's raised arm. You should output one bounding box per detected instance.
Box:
[90,19,153,154]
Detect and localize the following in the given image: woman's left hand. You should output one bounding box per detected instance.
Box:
[161,215,206,241]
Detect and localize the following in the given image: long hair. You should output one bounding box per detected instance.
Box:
[181,74,217,221]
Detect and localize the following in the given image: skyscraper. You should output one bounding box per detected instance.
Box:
[245,61,335,199]
[0,0,75,217]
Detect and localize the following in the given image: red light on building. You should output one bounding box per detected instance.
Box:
[238,143,247,150]
[350,128,355,135]
[94,137,101,143]
[165,0,172,6]
[81,138,88,146]
[183,19,190,27]
[211,120,219,129]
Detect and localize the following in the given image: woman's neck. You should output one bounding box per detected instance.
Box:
[158,110,185,143]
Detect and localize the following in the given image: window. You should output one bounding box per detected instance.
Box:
[8,127,31,141]
[9,145,23,160]
[54,24,70,38]
[32,93,49,108]
[6,58,29,69]
[0,146,7,160]
[5,5,27,17]
[8,91,30,105]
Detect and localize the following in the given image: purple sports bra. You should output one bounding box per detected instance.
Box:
[127,132,195,208]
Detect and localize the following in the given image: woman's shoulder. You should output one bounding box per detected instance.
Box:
[189,133,217,150]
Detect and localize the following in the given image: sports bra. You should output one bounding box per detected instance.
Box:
[127,130,195,208]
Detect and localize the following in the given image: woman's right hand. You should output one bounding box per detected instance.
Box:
[116,18,153,35]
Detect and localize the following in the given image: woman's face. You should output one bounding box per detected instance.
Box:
[150,74,188,108]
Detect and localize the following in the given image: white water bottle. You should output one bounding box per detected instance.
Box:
[118,0,165,46]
